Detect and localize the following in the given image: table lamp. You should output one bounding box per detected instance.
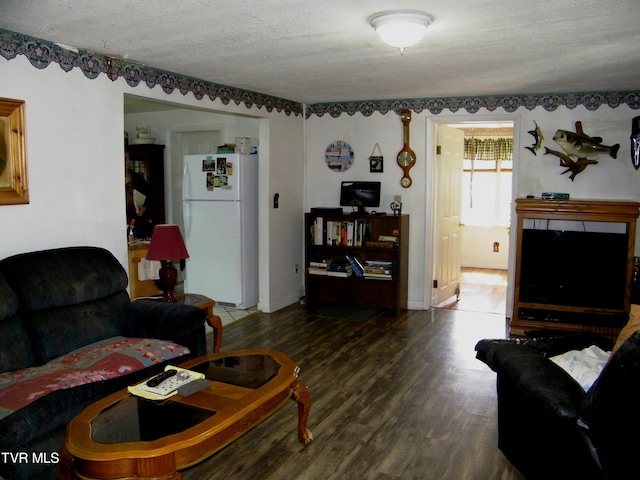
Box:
[145,224,189,302]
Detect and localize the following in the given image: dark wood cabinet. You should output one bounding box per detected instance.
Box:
[304,212,409,314]
[511,198,640,341]
[125,144,165,228]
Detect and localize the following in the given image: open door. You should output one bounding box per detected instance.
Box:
[432,124,464,305]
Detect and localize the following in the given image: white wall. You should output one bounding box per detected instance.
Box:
[3,49,638,318]
[461,226,509,269]
[304,105,640,314]
[0,54,305,313]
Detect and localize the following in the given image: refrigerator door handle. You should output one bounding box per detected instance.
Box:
[182,161,191,200]
[183,201,191,238]
[182,161,191,238]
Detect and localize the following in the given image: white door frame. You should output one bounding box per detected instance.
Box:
[424,113,522,318]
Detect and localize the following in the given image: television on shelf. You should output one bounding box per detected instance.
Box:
[339,181,381,214]
[519,229,629,310]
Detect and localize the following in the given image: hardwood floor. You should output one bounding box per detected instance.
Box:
[182,304,523,480]
[438,268,508,315]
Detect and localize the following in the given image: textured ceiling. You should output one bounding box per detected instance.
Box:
[1,0,639,104]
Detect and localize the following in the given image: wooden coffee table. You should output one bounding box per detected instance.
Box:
[60,349,312,480]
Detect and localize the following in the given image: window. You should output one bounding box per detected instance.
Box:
[462,137,512,227]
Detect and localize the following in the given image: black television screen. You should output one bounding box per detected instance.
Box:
[339,181,381,213]
[519,229,629,309]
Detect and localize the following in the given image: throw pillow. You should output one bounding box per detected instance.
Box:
[613,304,640,352]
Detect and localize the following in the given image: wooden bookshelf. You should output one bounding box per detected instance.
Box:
[304,212,409,314]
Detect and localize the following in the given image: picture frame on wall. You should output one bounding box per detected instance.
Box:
[369,143,383,172]
[0,97,29,205]
[369,156,383,172]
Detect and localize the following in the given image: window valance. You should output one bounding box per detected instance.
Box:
[464,138,513,161]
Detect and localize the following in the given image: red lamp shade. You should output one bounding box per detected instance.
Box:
[145,224,189,302]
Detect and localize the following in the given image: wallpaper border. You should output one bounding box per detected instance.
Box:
[305,91,640,118]
[0,28,303,117]
[2,28,638,119]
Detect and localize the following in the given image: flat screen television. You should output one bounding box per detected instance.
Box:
[519,229,629,310]
[339,181,381,214]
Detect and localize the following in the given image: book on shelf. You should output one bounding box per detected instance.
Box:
[378,235,398,243]
[327,263,353,277]
[365,260,393,268]
[309,257,333,268]
[363,272,393,280]
[308,267,328,275]
[345,255,364,277]
[323,219,370,246]
[363,266,391,275]
[363,259,395,279]
[311,217,325,245]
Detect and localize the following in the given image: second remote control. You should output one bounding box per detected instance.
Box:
[147,369,177,387]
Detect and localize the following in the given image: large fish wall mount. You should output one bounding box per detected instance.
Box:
[543,121,620,181]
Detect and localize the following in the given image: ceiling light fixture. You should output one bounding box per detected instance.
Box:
[369,10,434,55]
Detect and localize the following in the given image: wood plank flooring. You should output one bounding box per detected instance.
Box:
[181,304,524,480]
[437,268,508,315]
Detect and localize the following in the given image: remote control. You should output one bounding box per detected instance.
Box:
[146,369,177,387]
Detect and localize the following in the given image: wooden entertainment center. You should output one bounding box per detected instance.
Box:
[511,198,640,340]
[304,212,408,314]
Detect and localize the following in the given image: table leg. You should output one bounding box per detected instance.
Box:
[58,449,73,480]
[207,314,223,353]
[291,381,313,445]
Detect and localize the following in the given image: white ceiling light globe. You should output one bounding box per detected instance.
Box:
[369,11,434,52]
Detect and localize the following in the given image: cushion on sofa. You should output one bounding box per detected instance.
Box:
[0,246,129,310]
[0,273,36,372]
[25,291,130,364]
[0,336,189,420]
[612,304,640,352]
[0,247,131,364]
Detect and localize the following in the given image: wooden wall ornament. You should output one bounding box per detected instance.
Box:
[397,109,416,188]
[631,116,640,170]
[0,97,29,205]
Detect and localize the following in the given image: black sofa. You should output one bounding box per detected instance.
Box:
[0,246,207,480]
[476,330,640,480]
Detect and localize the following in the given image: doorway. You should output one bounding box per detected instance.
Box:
[430,118,516,315]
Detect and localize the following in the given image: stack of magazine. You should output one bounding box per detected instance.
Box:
[363,260,393,280]
[308,257,333,275]
[327,261,353,277]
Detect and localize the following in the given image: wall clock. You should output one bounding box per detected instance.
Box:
[397,109,416,188]
[325,140,354,172]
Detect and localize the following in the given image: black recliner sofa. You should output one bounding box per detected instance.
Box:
[476,331,640,479]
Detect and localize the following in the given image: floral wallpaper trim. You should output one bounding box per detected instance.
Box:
[0,28,303,117]
[2,29,638,119]
[305,91,640,118]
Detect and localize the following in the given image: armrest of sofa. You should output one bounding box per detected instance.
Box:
[476,332,610,366]
[476,338,588,420]
[124,300,207,357]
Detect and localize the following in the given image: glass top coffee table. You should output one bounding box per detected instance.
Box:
[60,349,312,480]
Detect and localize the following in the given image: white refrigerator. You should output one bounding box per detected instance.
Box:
[182,153,258,309]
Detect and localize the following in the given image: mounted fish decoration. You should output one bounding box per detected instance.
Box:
[525,121,544,155]
[631,116,640,170]
[552,126,619,161]
[544,121,619,181]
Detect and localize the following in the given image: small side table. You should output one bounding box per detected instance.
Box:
[176,293,223,353]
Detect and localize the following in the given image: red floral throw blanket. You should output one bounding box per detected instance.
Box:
[0,336,189,420]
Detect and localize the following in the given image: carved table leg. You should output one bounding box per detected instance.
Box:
[291,381,313,445]
[206,314,223,353]
[58,449,74,480]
